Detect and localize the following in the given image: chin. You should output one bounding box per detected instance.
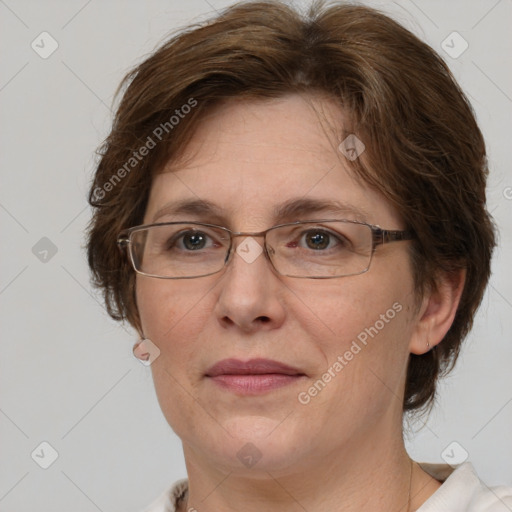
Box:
[195,415,312,474]
[223,414,291,439]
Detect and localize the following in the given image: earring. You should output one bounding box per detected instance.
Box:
[426,340,431,351]
[133,338,161,366]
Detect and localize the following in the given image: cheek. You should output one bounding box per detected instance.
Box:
[136,277,210,391]
[136,276,223,376]
[293,285,413,426]
[136,278,211,435]
[294,253,416,390]
[290,268,412,349]
[136,277,208,340]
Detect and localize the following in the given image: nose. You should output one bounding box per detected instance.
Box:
[213,235,286,334]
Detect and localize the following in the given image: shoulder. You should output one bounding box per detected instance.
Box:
[139,467,512,512]
[141,478,189,512]
[419,462,512,511]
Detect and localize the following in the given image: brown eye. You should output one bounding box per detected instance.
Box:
[304,231,331,250]
[299,229,348,251]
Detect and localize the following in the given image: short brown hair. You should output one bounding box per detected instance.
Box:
[87,0,496,413]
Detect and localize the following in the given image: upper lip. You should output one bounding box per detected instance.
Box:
[205,358,305,377]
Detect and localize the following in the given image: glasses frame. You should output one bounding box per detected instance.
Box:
[117,219,415,280]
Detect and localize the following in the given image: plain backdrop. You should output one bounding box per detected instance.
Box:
[1,0,511,510]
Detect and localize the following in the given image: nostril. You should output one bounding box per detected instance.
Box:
[222,316,234,324]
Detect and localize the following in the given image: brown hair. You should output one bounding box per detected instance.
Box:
[87,0,496,413]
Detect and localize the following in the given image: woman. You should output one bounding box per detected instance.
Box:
[87,1,511,510]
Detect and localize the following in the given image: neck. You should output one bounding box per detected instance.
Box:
[179,427,433,512]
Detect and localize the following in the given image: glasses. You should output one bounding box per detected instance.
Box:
[117,220,414,279]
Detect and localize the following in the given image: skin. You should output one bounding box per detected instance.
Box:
[136,94,464,511]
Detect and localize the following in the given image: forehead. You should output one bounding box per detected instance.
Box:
[144,94,403,229]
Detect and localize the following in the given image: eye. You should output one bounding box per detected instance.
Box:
[281,226,349,252]
[303,230,334,250]
[299,228,346,251]
[168,230,216,251]
[182,231,208,250]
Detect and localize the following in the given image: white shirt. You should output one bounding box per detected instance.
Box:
[143,462,512,512]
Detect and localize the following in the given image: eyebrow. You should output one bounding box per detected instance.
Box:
[151,197,370,225]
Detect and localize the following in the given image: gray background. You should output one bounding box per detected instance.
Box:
[1,0,511,510]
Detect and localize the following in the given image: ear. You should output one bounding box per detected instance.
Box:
[409,268,466,355]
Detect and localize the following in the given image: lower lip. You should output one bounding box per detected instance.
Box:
[207,374,304,394]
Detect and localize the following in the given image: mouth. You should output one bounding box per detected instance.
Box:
[205,358,307,395]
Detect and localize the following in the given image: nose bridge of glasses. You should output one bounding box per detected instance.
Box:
[228,230,269,250]
[230,229,267,238]
[224,229,275,269]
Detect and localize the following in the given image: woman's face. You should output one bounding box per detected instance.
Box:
[137,94,422,475]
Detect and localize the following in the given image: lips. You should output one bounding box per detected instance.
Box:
[205,358,306,395]
[205,358,305,377]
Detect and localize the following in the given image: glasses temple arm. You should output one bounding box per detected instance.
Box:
[372,228,415,245]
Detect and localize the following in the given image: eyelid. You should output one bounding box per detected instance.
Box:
[173,225,230,245]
